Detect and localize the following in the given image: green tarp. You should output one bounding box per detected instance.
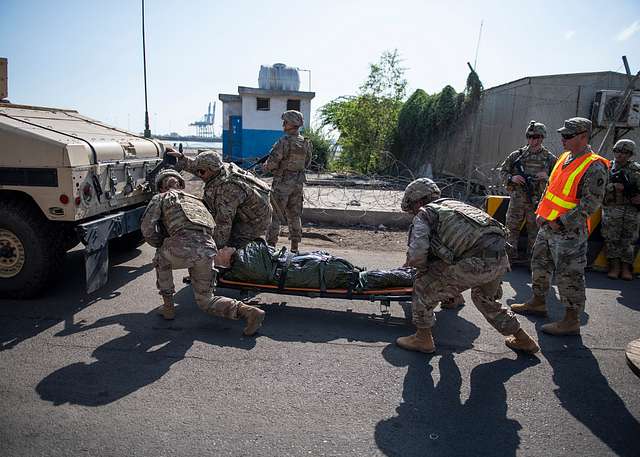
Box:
[222,240,414,291]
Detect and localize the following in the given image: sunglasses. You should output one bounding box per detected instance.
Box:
[561,131,585,140]
[614,150,632,155]
[526,134,543,140]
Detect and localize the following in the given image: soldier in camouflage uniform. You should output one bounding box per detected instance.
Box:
[264,110,313,253]
[499,121,557,263]
[168,148,273,249]
[511,118,609,336]
[602,139,640,281]
[396,178,539,355]
[141,169,265,335]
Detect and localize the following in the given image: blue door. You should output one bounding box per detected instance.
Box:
[230,116,242,163]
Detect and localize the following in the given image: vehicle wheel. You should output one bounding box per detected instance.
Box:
[109,229,145,252]
[0,200,65,298]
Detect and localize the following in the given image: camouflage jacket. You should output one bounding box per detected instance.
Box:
[550,146,608,232]
[499,145,557,200]
[141,190,216,250]
[406,198,506,269]
[603,160,640,207]
[264,133,313,182]
[177,156,272,247]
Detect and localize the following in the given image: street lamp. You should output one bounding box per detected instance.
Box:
[296,68,311,91]
[142,0,151,138]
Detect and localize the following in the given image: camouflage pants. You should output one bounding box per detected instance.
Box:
[531,224,587,310]
[602,205,639,263]
[266,177,304,244]
[226,219,272,249]
[412,256,519,336]
[153,248,240,320]
[505,193,538,259]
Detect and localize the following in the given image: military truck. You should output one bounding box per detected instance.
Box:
[0,57,166,297]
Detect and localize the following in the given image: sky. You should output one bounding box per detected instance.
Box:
[2,0,639,136]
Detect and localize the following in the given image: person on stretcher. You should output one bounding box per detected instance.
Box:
[212,240,415,292]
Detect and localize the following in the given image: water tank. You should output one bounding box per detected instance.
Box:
[258,63,300,91]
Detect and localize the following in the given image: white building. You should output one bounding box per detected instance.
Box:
[219,64,315,166]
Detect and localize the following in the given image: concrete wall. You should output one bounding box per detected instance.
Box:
[475,72,640,169]
[221,100,241,129]
[405,72,640,187]
[241,94,312,131]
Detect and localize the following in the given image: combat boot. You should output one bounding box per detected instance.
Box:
[237,303,265,336]
[541,308,580,336]
[396,328,435,354]
[621,263,634,281]
[290,239,299,253]
[607,259,621,279]
[505,328,540,354]
[156,295,175,320]
[440,294,465,309]
[510,295,547,317]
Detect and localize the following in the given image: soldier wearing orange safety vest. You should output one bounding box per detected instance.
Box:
[511,117,609,336]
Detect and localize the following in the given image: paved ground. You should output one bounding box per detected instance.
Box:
[1,238,639,457]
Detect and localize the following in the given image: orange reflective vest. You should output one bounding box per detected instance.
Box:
[535,150,609,222]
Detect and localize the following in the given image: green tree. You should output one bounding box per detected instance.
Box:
[392,69,484,165]
[303,125,333,171]
[320,50,407,174]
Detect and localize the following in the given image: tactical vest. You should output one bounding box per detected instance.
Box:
[420,198,507,262]
[605,161,640,206]
[508,146,554,196]
[281,135,311,173]
[217,163,271,222]
[161,190,215,236]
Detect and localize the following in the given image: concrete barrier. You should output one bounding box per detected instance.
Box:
[302,207,413,229]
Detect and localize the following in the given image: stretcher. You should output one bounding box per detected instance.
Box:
[214,276,414,322]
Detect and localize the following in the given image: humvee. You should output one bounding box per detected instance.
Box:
[0,57,166,297]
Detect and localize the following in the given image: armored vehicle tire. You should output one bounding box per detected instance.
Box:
[0,200,65,298]
[109,229,145,252]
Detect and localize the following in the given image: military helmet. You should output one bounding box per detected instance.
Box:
[193,150,224,171]
[526,120,547,137]
[401,178,441,212]
[155,168,185,190]
[613,139,635,155]
[281,110,304,127]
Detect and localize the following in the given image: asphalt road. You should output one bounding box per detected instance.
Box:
[1,242,639,457]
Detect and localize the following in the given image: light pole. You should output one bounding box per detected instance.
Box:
[142,0,151,138]
[296,68,311,91]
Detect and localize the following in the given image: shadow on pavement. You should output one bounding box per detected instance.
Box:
[536,328,640,456]
[36,285,409,407]
[504,269,592,325]
[375,309,540,457]
[0,248,151,352]
[36,306,258,406]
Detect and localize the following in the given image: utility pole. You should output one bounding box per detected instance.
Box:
[142,0,151,138]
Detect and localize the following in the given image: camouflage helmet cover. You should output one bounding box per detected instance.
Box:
[193,150,224,171]
[281,110,304,127]
[526,120,547,137]
[155,168,185,189]
[613,139,636,155]
[401,178,441,212]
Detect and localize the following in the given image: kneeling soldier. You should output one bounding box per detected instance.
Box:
[397,178,539,354]
[141,169,265,335]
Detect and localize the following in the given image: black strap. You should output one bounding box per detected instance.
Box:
[318,261,327,295]
[277,253,293,291]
